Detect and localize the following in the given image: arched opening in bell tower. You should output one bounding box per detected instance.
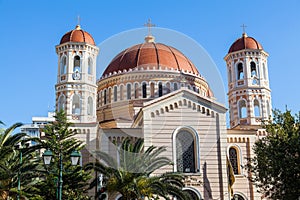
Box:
[237,63,244,80]
[73,56,81,72]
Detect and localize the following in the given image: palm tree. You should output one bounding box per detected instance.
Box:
[0,122,42,199]
[86,138,189,200]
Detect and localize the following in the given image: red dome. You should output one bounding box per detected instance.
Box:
[228,33,263,53]
[103,41,199,76]
[60,25,95,45]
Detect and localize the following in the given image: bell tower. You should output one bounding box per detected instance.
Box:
[224,32,272,128]
[55,24,99,124]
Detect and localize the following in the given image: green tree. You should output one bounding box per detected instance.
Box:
[36,111,91,200]
[247,109,300,199]
[86,138,189,200]
[0,122,42,199]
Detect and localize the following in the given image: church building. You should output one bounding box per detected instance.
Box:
[54,22,272,200]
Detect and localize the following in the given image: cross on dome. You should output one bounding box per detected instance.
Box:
[144,18,155,36]
[76,15,81,30]
[144,19,156,43]
[241,24,247,37]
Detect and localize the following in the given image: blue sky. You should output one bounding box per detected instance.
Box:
[1,0,299,127]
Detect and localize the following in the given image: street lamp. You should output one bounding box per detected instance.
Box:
[15,142,30,200]
[42,149,81,200]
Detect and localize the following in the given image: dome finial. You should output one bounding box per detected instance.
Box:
[241,24,247,37]
[144,19,155,43]
[75,15,81,30]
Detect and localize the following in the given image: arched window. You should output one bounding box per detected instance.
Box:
[183,189,201,200]
[158,82,163,97]
[99,91,102,106]
[134,83,139,99]
[72,94,81,115]
[88,57,93,75]
[174,128,198,173]
[174,82,178,91]
[250,61,257,77]
[87,96,93,115]
[239,99,247,118]
[233,194,246,200]
[229,147,240,174]
[150,82,155,97]
[114,86,118,102]
[58,95,65,111]
[254,99,260,117]
[237,63,244,80]
[127,84,131,100]
[73,55,81,72]
[108,88,112,103]
[142,82,147,98]
[166,82,171,94]
[60,56,67,75]
[103,89,107,105]
[120,85,124,100]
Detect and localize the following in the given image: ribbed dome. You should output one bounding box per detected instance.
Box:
[60,25,95,45]
[228,33,263,53]
[103,42,199,76]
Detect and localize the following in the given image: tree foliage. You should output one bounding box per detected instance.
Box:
[0,122,42,199]
[85,138,189,200]
[247,109,300,199]
[32,111,91,200]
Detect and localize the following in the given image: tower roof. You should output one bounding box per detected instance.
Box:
[102,41,199,76]
[60,25,95,45]
[228,33,263,53]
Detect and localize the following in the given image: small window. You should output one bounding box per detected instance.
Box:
[99,91,102,106]
[88,57,93,75]
[58,95,65,111]
[250,62,257,77]
[114,86,118,102]
[108,88,112,103]
[158,82,163,97]
[142,82,147,98]
[173,82,178,91]
[72,94,81,115]
[134,83,139,99]
[120,85,124,100]
[60,56,67,75]
[237,63,244,80]
[239,100,247,118]
[127,84,131,100]
[166,82,171,94]
[103,89,107,105]
[254,99,260,117]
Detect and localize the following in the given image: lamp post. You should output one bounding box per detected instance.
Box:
[15,142,29,200]
[42,149,81,200]
[16,146,22,200]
